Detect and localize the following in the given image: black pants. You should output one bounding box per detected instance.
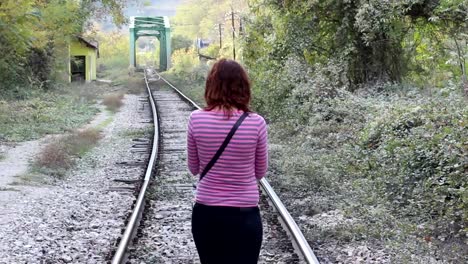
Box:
[192,203,263,264]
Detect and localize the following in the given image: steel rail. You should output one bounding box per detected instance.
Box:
[151,70,320,264]
[111,69,160,264]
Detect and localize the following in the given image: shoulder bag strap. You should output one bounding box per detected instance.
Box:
[199,112,249,181]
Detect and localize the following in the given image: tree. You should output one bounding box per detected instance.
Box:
[172,34,193,53]
[171,0,249,58]
[244,0,468,88]
[0,0,128,93]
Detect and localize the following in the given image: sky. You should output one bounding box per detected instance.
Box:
[101,0,184,31]
[124,0,184,17]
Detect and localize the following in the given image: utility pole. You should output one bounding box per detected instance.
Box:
[219,23,223,48]
[231,5,236,60]
[239,17,243,36]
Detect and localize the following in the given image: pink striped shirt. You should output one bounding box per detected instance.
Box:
[187,109,268,207]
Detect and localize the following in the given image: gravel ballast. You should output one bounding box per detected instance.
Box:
[0,94,151,263]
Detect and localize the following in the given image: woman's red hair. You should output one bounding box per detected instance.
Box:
[204,59,251,114]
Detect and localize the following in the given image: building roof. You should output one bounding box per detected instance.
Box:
[77,36,100,57]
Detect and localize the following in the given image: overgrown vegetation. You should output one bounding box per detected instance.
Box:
[34,128,102,178]
[0,86,99,142]
[244,0,468,90]
[241,1,467,261]
[102,93,124,112]
[260,61,467,261]
[0,0,126,91]
[0,0,131,142]
[165,0,468,261]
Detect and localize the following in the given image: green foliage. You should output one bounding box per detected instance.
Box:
[95,30,129,69]
[171,34,193,53]
[169,48,205,80]
[244,0,468,88]
[358,98,467,237]
[241,53,467,259]
[201,44,221,58]
[0,0,127,92]
[171,0,248,59]
[0,0,47,90]
[82,0,127,26]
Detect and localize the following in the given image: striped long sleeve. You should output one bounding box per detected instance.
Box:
[255,118,268,179]
[187,116,199,175]
[186,110,269,207]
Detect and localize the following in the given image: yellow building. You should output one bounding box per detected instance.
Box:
[69,36,99,82]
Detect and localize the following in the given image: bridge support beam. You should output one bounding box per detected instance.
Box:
[129,27,136,68]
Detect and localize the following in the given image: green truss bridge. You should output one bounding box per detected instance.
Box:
[129,16,171,71]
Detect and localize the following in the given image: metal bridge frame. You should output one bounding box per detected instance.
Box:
[129,16,171,71]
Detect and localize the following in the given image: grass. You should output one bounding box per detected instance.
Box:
[95,115,114,131]
[0,84,99,142]
[0,63,145,143]
[28,107,113,181]
[0,65,141,185]
[97,65,145,94]
[120,127,154,138]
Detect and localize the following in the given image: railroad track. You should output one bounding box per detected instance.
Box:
[111,69,320,264]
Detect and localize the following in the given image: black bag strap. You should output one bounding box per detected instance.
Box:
[199,112,249,181]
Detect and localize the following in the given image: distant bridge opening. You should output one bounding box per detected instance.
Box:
[136,37,160,69]
[129,16,171,71]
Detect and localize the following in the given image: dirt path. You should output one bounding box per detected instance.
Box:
[0,139,47,225]
[0,104,108,188]
[0,104,110,224]
[0,140,43,188]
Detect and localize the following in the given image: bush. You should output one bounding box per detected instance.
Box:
[102,93,124,112]
[34,128,102,178]
[65,129,102,156]
[169,48,200,78]
[200,44,220,58]
[35,139,74,176]
[358,99,467,237]
[246,51,467,260]
[172,35,193,53]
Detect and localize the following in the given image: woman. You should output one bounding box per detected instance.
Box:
[187,59,268,264]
